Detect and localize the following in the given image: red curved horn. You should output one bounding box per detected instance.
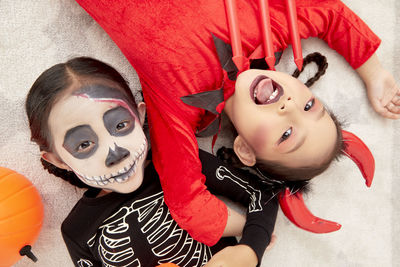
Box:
[279,130,375,233]
[341,130,375,187]
[279,188,341,233]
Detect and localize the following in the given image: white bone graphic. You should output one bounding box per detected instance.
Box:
[77,259,93,267]
[216,166,262,213]
[86,192,212,266]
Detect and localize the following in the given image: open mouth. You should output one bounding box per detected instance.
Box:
[250,75,283,105]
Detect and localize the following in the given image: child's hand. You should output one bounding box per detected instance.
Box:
[266,233,277,251]
[366,67,400,119]
[204,245,258,267]
[356,53,400,119]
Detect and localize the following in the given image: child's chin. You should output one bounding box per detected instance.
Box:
[112,173,143,194]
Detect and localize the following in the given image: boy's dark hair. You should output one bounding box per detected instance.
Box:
[218,52,344,193]
[26,57,138,189]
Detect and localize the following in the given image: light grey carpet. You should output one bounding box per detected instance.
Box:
[0,0,398,266]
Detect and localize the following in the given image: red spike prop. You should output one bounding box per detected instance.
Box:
[224,0,247,71]
[285,0,303,70]
[258,0,276,70]
[279,130,375,233]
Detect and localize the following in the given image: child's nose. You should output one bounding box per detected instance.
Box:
[278,96,293,113]
[105,143,130,167]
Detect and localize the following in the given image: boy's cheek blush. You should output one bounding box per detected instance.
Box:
[250,125,270,151]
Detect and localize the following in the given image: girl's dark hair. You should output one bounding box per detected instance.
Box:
[291,52,328,87]
[219,52,344,193]
[26,57,138,189]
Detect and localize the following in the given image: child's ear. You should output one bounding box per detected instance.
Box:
[137,102,146,126]
[41,151,71,171]
[233,135,256,166]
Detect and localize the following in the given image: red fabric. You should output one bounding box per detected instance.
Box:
[75,0,381,246]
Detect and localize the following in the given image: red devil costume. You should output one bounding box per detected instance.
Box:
[75,0,378,246]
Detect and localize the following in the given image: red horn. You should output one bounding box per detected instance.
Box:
[278,130,375,233]
[278,188,341,233]
[341,130,375,187]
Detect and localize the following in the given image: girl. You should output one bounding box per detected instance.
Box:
[73,0,400,246]
[25,57,278,266]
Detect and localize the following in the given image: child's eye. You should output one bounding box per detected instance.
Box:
[304,98,315,111]
[280,127,292,143]
[77,141,94,152]
[116,121,129,131]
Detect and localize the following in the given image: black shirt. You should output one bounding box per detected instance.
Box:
[61,150,278,266]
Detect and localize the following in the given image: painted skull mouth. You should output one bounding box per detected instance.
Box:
[76,139,147,186]
[250,75,283,105]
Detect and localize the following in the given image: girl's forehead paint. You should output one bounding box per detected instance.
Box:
[73,84,129,102]
[73,84,137,118]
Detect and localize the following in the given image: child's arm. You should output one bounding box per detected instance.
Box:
[355,53,400,119]
[200,150,279,266]
[140,78,229,246]
[204,235,277,267]
[291,0,382,70]
[287,1,400,119]
[204,244,258,267]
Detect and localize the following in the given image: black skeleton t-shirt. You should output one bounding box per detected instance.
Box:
[61,150,278,267]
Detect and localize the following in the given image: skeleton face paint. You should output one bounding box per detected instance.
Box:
[63,125,99,159]
[48,84,148,193]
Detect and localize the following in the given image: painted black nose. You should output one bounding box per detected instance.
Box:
[105,143,130,167]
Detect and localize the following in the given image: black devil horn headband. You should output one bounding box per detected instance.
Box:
[215,0,376,233]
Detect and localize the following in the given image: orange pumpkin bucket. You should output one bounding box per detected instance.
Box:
[0,167,44,267]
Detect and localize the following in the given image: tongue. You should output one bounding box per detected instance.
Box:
[256,78,274,103]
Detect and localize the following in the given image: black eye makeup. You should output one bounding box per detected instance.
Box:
[63,125,98,159]
[103,106,135,137]
[304,98,315,111]
[77,141,92,151]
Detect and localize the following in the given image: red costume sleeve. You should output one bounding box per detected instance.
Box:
[262,0,381,69]
[139,74,229,245]
[75,0,380,245]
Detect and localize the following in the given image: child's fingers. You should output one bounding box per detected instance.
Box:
[380,81,399,106]
[380,108,400,119]
[266,234,277,251]
[371,98,387,114]
[385,113,400,119]
[385,102,400,114]
[371,99,400,119]
[392,95,400,105]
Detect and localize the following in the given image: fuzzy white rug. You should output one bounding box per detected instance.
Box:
[0,0,398,266]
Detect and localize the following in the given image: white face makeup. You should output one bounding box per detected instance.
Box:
[48,84,148,193]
